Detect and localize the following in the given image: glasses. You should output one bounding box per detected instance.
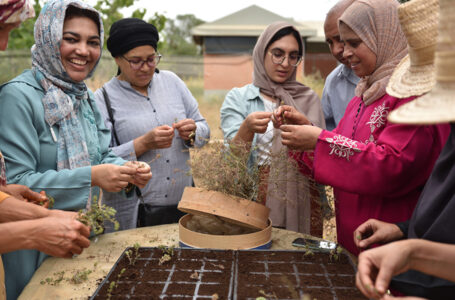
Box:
[122,54,162,70]
[268,49,302,67]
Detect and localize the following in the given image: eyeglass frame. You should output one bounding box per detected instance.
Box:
[268,48,302,67]
[121,53,162,70]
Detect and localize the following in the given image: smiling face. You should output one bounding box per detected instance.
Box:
[115,45,157,90]
[264,34,300,84]
[324,13,348,65]
[339,22,377,78]
[60,16,101,82]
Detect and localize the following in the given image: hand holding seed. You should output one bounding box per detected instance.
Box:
[173,119,197,141]
[272,105,311,128]
[142,125,174,150]
[124,161,152,188]
[244,111,272,134]
[91,164,139,192]
[0,184,47,206]
[353,219,405,250]
[356,241,414,299]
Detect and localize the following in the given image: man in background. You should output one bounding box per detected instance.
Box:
[321,0,359,131]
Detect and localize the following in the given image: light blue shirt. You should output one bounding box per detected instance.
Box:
[0,70,126,300]
[321,64,359,131]
[220,83,267,165]
[94,71,210,230]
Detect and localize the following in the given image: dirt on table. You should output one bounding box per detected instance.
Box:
[92,247,367,300]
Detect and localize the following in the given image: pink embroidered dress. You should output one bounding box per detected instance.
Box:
[294,94,450,255]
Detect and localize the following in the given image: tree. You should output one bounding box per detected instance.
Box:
[93,0,166,47]
[161,14,204,55]
[7,0,41,49]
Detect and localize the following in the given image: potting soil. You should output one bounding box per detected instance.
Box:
[91,247,367,299]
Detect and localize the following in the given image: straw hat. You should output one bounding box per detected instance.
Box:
[388,0,455,124]
[386,0,439,99]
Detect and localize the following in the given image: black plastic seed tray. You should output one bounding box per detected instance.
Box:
[90,247,367,300]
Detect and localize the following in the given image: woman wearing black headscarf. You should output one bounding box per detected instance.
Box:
[95,18,210,230]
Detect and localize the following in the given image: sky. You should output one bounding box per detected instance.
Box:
[120,0,340,23]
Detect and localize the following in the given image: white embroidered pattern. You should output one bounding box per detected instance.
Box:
[326,135,361,161]
[365,102,389,144]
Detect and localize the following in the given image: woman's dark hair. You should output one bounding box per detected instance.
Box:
[265,26,303,56]
[64,5,100,34]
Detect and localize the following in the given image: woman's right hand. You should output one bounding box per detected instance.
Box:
[134,125,174,156]
[29,217,91,258]
[91,164,139,192]
[244,111,272,134]
[353,219,404,250]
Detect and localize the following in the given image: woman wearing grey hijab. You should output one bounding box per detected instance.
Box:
[221,22,325,234]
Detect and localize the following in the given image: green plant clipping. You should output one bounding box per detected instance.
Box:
[77,195,120,235]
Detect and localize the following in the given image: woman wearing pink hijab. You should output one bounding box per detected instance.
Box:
[273,0,450,255]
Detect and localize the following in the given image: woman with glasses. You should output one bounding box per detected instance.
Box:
[95,18,210,230]
[220,22,325,234]
[272,0,450,256]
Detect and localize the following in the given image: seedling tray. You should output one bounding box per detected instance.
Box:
[90,247,367,299]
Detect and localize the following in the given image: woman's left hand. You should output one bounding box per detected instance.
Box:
[280,125,322,151]
[173,119,197,141]
[124,161,153,188]
[272,105,311,127]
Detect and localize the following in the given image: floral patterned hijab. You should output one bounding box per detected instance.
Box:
[31,0,103,170]
[339,0,407,105]
[0,0,34,23]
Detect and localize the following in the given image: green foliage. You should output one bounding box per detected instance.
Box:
[93,0,163,47]
[107,268,126,300]
[40,271,65,286]
[329,246,344,261]
[69,268,93,284]
[148,12,167,50]
[161,14,204,55]
[125,243,141,266]
[7,0,41,50]
[77,195,119,235]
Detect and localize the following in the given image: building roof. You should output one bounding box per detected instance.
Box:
[192,5,316,44]
[300,20,326,43]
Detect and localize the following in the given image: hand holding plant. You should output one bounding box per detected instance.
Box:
[135,125,174,154]
[353,219,404,250]
[272,105,311,127]
[173,118,197,141]
[28,217,91,258]
[0,184,48,206]
[123,161,152,188]
[77,195,119,235]
[243,111,272,134]
[91,164,139,192]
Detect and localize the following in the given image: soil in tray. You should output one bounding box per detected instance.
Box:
[92,248,368,300]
